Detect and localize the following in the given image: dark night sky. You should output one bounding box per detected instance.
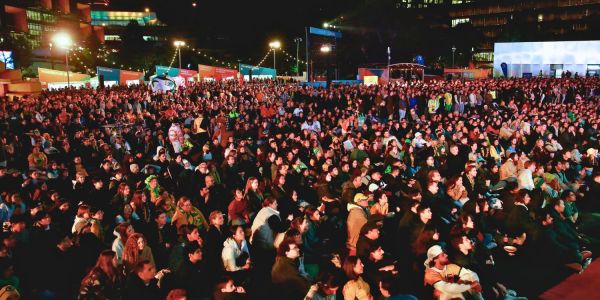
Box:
[107,0,359,63]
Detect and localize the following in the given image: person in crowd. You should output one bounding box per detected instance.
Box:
[122,233,156,274]
[271,240,310,300]
[423,245,483,300]
[347,193,370,255]
[222,225,251,284]
[175,242,210,300]
[122,260,160,300]
[342,256,372,300]
[171,196,209,232]
[78,250,123,299]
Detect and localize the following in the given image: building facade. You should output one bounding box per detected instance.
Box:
[1,0,104,48]
[448,0,600,67]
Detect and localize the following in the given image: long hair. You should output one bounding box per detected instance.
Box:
[244,177,261,196]
[342,256,361,281]
[88,250,118,283]
[122,233,145,272]
[117,183,130,198]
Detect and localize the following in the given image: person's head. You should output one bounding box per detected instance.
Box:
[525,160,536,172]
[95,250,117,276]
[459,214,474,230]
[177,196,193,213]
[184,242,202,263]
[540,212,554,227]
[427,180,439,194]
[361,222,380,240]
[263,197,278,210]
[342,256,364,280]
[428,170,442,183]
[115,222,135,240]
[134,260,156,283]
[246,177,260,193]
[216,277,241,293]
[352,174,362,188]
[425,245,448,268]
[354,193,369,208]
[516,190,531,205]
[278,240,301,260]
[315,271,340,296]
[305,206,320,222]
[562,190,576,203]
[451,235,473,253]
[155,210,167,226]
[465,165,477,178]
[379,276,402,298]
[450,144,459,155]
[374,190,388,206]
[181,225,200,242]
[550,198,566,214]
[118,183,131,196]
[205,175,215,188]
[417,205,432,223]
[229,225,245,242]
[209,211,225,226]
[368,243,385,262]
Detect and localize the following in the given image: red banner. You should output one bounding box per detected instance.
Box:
[119,70,143,85]
[198,64,237,80]
[178,68,198,78]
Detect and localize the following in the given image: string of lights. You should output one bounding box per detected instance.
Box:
[186,45,236,69]
[280,49,306,65]
[256,49,272,67]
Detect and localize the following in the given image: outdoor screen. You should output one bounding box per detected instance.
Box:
[493,41,600,77]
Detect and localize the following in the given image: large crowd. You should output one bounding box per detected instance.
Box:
[0,75,599,300]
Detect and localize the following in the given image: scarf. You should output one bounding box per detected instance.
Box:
[177,206,207,231]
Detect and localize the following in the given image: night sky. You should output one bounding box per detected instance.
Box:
[106,0,358,63]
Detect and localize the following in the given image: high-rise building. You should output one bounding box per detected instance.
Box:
[448,0,600,67]
[1,0,104,49]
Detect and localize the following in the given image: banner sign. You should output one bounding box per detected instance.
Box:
[357,68,389,83]
[155,66,197,79]
[97,67,120,82]
[38,68,90,84]
[198,64,238,80]
[239,64,276,78]
[96,67,143,85]
[309,27,342,39]
[120,70,144,84]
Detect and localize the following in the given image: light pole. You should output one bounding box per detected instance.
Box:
[269,40,281,74]
[294,37,302,76]
[53,32,73,88]
[49,42,54,70]
[452,45,457,68]
[320,45,331,82]
[173,40,185,69]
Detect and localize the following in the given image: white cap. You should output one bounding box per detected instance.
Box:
[424,245,443,267]
[368,183,379,193]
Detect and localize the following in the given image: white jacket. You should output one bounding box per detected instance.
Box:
[222,238,250,272]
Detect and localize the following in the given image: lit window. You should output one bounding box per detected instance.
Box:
[452,18,470,27]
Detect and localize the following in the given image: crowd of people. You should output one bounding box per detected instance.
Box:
[0,75,599,300]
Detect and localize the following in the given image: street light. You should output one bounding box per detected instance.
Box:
[53,32,73,88]
[144,7,150,13]
[174,40,186,69]
[294,37,302,76]
[451,45,457,68]
[323,22,329,28]
[320,45,331,53]
[269,40,281,73]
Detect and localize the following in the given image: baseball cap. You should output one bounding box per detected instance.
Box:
[424,245,444,267]
[353,193,369,203]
